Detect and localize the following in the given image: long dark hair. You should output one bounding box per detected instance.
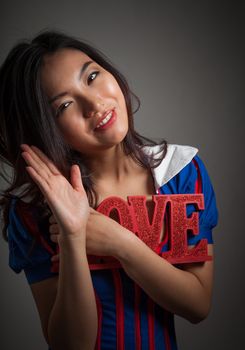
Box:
[0,30,167,242]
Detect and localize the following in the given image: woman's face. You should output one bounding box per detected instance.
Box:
[41,48,128,157]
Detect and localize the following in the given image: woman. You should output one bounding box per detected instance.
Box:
[0,31,218,350]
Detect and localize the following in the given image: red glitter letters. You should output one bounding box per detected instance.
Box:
[91,194,211,269]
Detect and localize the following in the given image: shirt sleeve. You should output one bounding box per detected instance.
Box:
[182,155,218,245]
[7,197,59,284]
[160,154,218,246]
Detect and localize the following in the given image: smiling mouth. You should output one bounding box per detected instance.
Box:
[95,109,116,130]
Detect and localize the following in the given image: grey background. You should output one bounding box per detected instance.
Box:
[0,0,244,349]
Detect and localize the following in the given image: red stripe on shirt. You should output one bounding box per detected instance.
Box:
[95,291,102,350]
[147,298,155,350]
[16,200,60,273]
[134,284,142,350]
[16,201,55,255]
[112,270,125,350]
[192,158,202,194]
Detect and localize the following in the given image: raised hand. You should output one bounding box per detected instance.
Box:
[20,144,89,240]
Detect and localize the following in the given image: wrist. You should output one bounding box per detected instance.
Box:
[58,234,86,253]
[113,227,140,261]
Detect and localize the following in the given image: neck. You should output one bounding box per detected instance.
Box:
[83,144,141,184]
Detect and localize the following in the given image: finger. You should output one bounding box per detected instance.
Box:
[25,166,51,195]
[30,145,61,175]
[70,165,85,192]
[49,224,59,234]
[21,149,51,181]
[50,234,59,243]
[49,214,57,224]
[21,144,59,178]
[21,144,50,173]
[51,254,59,262]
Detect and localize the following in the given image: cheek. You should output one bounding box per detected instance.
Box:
[57,119,81,145]
[106,80,120,94]
[102,77,125,103]
[58,126,88,151]
[59,126,74,145]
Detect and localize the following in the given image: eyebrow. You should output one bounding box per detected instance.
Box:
[48,60,93,104]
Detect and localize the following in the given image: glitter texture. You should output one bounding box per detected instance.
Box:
[90,194,211,269]
[128,195,167,251]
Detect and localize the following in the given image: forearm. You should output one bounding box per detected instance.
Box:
[48,235,97,350]
[116,232,213,323]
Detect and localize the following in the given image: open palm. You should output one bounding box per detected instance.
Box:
[20,144,89,237]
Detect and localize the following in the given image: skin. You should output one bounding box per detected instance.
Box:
[41,48,129,159]
[20,48,214,348]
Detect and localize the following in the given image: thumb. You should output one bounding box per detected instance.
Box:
[70,164,85,192]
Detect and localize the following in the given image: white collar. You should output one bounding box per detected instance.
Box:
[143,144,198,189]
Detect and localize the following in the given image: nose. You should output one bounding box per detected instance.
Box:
[81,95,105,119]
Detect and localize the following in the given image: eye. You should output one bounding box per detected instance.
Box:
[56,101,72,116]
[87,71,99,84]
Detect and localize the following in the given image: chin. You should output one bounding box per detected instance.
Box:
[112,130,128,146]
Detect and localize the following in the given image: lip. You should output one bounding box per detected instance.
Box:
[94,108,116,131]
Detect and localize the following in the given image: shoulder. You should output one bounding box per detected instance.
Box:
[7,196,58,284]
[147,144,218,234]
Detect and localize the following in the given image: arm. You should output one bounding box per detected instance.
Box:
[82,209,214,324]
[21,144,97,350]
[47,235,97,350]
[115,229,213,323]
[30,236,97,350]
[51,203,214,326]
